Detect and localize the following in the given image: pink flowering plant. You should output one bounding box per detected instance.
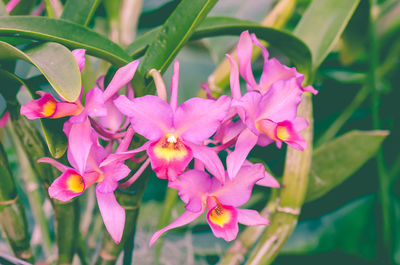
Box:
[0,0,394,265]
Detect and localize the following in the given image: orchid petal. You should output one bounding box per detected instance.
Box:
[6,0,20,12]
[38,157,69,172]
[103,60,139,102]
[237,31,258,89]
[231,92,261,135]
[114,95,173,140]
[20,93,58,119]
[96,190,125,244]
[99,142,149,167]
[85,87,107,118]
[237,209,269,226]
[186,143,225,184]
[67,119,93,174]
[212,164,265,207]
[169,169,211,213]
[71,49,86,72]
[0,111,9,128]
[226,54,241,99]
[149,209,203,247]
[207,205,238,241]
[226,128,258,179]
[175,96,231,144]
[258,78,302,122]
[255,168,280,188]
[49,169,85,201]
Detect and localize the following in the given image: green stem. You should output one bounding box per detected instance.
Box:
[5,125,53,258]
[0,141,34,263]
[153,188,178,265]
[316,85,370,147]
[245,93,313,265]
[218,191,278,265]
[43,0,55,18]
[369,0,392,261]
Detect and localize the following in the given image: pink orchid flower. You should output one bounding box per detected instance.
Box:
[113,61,231,183]
[20,49,86,120]
[39,122,131,243]
[236,30,317,96]
[0,111,10,128]
[149,163,278,245]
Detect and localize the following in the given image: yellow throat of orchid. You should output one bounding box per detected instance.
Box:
[208,197,232,228]
[41,100,57,117]
[66,173,85,193]
[153,133,188,161]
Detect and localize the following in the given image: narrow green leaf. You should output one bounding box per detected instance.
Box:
[192,16,311,77]
[283,195,377,259]
[294,0,361,71]
[139,0,219,76]
[0,16,131,66]
[0,41,81,102]
[61,0,101,26]
[127,17,311,77]
[306,130,389,202]
[0,1,7,17]
[9,0,36,15]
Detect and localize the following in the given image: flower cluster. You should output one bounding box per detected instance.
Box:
[20,31,316,245]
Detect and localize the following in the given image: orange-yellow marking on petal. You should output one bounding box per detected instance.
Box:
[276,125,290,141]
[208,197,232,228]
[153,133,188,161]
[66,174,85,193]
[41,100,57,117]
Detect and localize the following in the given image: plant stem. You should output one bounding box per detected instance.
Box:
[245,93,313,265]
[369,0,392,262]
[316,85,370,147]
[5,125,53,258]
[0,141,34,263]
[153,188,179,265]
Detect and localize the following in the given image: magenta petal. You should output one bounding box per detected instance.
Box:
[71,49,86,72]
[103,60,139,102]
[98,100,124,132]
[231,92,261,135]
[147,139,193,181]
[175,96,231,144]
[186,142,225,184]
[237,209,269,226]
[149,209,203,247]
[20,93,57,119]
[212,164,264,207]
[85,87,107,117]
[226,54,241,99]
[255,167,280,188]
[38,157,69,172]
[67,119,93,174]
[48,169,85,201]
[258,78,302,122]
[237,31,258,89]
[6,0,20,12]
[169,169,211,212]
[226,128,258,179]
[114,95,173,140]
[0,111,9,128]
[96,189,125,244]
[51,102,82,118]
[207,205,238,241]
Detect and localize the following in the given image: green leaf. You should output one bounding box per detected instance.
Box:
[192,16,311,78]
[0,16,131,66]
[0,41,81,102]
[294,0,361,71]
[127,16,312,78]
[306,130,389,202]
[139,0,219,76]
[0,1,7,17]
[0,69,68,158]
[61,0,101,26]
[9,0,36,15]
[282,195,377,259]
